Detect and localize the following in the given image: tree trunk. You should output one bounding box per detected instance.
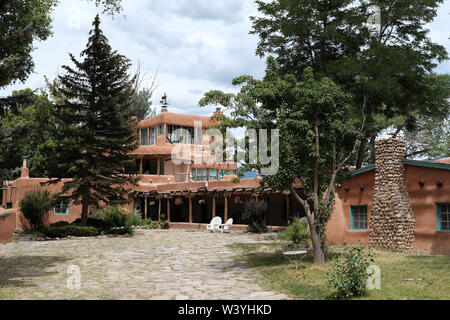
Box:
[289,185,325,264]
[356,130,369,169]
[81,201,89,226]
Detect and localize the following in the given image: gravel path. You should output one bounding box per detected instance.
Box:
[0,229,288,300]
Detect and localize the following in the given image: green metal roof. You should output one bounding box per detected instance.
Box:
[403,159,450,171]
[351,159,450,177]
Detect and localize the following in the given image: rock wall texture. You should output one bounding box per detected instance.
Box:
[369,139,415,250]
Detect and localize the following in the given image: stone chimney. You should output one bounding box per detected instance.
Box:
[369,139,415,251]
[20,157,29,179]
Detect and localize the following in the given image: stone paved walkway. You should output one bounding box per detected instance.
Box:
[0,229,288,300]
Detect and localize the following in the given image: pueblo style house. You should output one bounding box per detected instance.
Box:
[1,107,449,254]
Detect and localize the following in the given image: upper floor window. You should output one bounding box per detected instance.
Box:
[157,124,164,136]
[195,127,202,145]
[209,169,218,181]
[219,170,226,180]
[192,169,207,181]
[182,127,194,145]
[350,205,368,230]
[149,127,156,145]
[168,125,181,144]
[140,128,148,145]
[6,202,12,209]
[437,204,450,232]
[54,197,71,215]
[227,170,237,176]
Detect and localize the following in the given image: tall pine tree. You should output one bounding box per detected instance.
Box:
[50,15,140,225]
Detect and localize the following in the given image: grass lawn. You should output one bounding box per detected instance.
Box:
[229,242,450,300]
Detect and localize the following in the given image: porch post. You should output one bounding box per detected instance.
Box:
[144,196,148,220]
[189,197,193,223]
[167,198,171,222]
[158,197,161,221]
[139,156,143,174]
[157,158,161,176]
[224,195,228,222]
[212,196,216,218]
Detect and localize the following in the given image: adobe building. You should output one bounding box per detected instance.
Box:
[1,106,304,241]
[327,138,450,255]
[1,106,449,255]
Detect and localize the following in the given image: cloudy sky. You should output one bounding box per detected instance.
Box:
[4,0,450,116]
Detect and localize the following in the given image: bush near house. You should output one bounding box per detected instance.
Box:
[279,218,310,244]
[327,244,374,299]
[19,190,54,231]
[42,225,99,238]
[243,200,268,233]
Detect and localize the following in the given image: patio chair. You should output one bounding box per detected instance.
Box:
[219,218,233,233]
[206,216,222,233]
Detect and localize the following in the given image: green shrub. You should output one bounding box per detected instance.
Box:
[159,220,170,229]
[280,218,310,243]
[125,210,145,227]
[50,221,70,228]
[327,244,374,299]
[109,226,133,235]
[243,200,267,233]
[42,225,99,238]
[19,190,55,231]
[90,206,126,227]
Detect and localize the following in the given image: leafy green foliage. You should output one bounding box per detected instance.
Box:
[327,244,374,299]
[47,16,140,224]
[19,190,54,231]
[243,200,268,233]
[42,225,100,238]
[250,0,449,168]
[279,218,310,244]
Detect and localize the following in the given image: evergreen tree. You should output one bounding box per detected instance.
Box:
[50,15,140,225]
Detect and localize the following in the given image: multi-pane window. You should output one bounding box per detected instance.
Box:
[194,127,202,145]
[209,169,218,181]
[192,169,208,181]
[227,170,237,176]
[351,205,368,230]
[219,170,226,180]
[168,125,181,143]
[182,127,194,145]
[54,198,71,215]
[437,204,450,232]
[149,127,156,145]
[157,124,164,136]
[140,128,148,145]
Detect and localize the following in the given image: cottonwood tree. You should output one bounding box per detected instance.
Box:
[49,15,139,225]
[250,0,449,168]
[200,59,362,263]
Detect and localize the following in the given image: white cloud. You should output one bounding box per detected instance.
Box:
[1,0,449,116]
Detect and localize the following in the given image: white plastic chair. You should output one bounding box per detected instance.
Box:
[219,218,233,233]
[206,216,222,233]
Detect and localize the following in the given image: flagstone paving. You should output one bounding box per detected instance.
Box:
[0,229,288,300]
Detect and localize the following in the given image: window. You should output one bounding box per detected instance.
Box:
[209,169,218,181]
[140,128,148,145]
[149,127,156,145]
[6,202,12,209]
[182,127,194,145]
[195,127,202,145]
[219,170,226,180]
[227,170,236,176]
[192,169,208,181]
[54,198,71,215]
[437,204,450,232]
[157,124,164,136]
[168,125,181,144]
[350,205,368,230]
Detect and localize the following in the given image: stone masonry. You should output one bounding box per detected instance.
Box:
[369,139,415,250]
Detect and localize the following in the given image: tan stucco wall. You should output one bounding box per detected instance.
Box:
[327,165,450,254]
[0,209,16,243]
